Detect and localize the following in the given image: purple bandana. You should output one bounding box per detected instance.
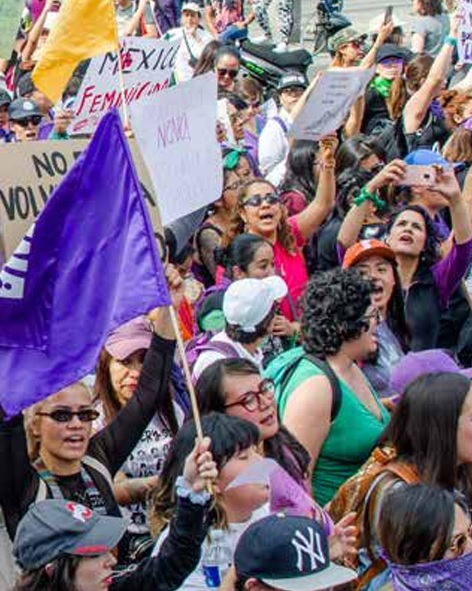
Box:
[389,550,472,590]
[429,98,444,120]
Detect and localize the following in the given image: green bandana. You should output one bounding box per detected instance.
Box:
[370,76,393,99]
[223,147,247,170]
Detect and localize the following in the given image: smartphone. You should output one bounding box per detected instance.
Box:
[402,165,437,187]
[384,5,393,25]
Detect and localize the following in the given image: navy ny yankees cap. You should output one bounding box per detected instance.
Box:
[234,514,356,590]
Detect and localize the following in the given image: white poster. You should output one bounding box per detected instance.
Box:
[130,72,223,224]
[459,0,472,63]
[70,37,180,135]
[290,67,374,141]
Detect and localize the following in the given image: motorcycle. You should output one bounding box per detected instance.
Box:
[302,0,351,55]
[239,41,313,96]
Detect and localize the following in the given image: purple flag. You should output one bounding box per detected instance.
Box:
[0,110,170,416]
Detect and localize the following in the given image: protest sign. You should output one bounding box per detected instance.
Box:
[130,72,223,224]
[0,0,23,60]
[70,36,180,135]
[289,68,374,141]
[0,139,163,261]
[458,0,472,63]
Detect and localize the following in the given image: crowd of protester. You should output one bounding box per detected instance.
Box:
[2,0,472,590]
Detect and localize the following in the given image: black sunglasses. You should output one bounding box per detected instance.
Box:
[217,68,239,79]
[243,193,280,207]
[14,116,42,127]
[36,409,100,423]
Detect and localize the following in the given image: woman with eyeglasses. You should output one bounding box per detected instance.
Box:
[269,268,390,507]
[213,46,240,93]
[378,485,472,591]
[225,136,336,323]
[194,165,245,287]
[0,277,181,565]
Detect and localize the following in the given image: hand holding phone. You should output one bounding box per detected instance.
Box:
[402,165,437,187]
[384,5,393,25]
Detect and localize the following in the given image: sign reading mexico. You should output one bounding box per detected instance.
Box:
[459,0,472,63]
[70,37,180,135]
[0,140,163,261]
[130,72,223,224]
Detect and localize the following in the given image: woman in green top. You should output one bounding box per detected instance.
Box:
[276,268,390,506]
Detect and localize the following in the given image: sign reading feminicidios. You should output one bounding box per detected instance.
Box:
[69,36,180,135]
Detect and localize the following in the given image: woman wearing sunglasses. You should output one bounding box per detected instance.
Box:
[213,46,240,93]
[377,484,472,591]
[0,281,180,565]
[225,136,336,323]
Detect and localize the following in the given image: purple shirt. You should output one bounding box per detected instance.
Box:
[432,237,472,309]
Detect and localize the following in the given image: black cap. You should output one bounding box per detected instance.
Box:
[234,514,357,591]
[14,500,127,570]
[277,72,308,92]
[8,98,41,121]
[375,43,410,64]
[0,89,12,108]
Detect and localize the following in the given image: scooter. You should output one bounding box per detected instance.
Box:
[303,0,351,55]
[239,41,313,96]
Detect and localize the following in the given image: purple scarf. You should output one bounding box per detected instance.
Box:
[388,550,472,590]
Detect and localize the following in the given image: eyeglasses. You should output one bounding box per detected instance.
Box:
[242,193,280,207]
[224,379,275,412]
[217,68,239,79]
[36,409,100,423]
[224,179,244,191]
[14,116,42,127]
[449,524,472,557]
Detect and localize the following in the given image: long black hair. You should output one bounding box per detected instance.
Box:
[280,140,319,201]
[196,359,310,484]
[214,234,272,280]
[381,372,472,495]
[14,556,81,591]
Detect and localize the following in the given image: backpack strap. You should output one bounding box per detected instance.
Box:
[82,456,113,491]
[273,116,288,134]
[279,353,341,422]
[200,340,242,359]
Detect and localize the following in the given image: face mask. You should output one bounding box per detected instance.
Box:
[388,549,472,590]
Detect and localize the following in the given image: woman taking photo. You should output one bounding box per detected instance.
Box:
[12,437,218,591]
[225,135,336,321]
[270,268,390,506]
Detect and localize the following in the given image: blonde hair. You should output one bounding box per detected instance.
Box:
[24,381,93,461]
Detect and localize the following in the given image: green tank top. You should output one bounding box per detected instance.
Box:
[277,357,390,507]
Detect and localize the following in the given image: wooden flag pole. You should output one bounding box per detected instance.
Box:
[168,305,204,441]
[116,43,131,129]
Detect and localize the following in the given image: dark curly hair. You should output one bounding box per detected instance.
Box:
[301,268,373,358]
[386,204,440,268]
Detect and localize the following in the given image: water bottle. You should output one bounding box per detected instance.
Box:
[202,531,233,588]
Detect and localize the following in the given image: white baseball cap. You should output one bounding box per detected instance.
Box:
[223,276,288,333]
[181,2,201,14]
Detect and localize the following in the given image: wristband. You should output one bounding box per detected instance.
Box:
[353,187,386,210]
[176,475,211,505]
[445,36,457,48]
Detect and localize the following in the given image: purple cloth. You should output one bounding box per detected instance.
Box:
[388,550,472,590]
[38,121,54,140]
[432,238,472,309]
[0,110,170,416]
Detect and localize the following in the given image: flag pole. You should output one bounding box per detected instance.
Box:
[168,305,204,440]
[112,2,130,129]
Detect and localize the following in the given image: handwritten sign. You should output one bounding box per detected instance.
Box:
[130,72,223,224]
[0,139,163,261]
[290,68,374,141]
[0,0,23,60]
[70,36,180,135]
[459,0,472,62]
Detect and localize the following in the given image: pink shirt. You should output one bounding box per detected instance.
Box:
[273,217,308,322]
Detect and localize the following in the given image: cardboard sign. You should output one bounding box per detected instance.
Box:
[0,0,23,60]
[0,139,163,261]
[70,36,180,135]
[130,72,223,224]
[290,68,374,141]
[459,0,472,63]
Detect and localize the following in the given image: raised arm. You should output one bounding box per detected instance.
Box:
[295,134,337,241]
[337,160,407,251]
[403,14,458,134]
[22,0,56,62]
[359,21,395,69]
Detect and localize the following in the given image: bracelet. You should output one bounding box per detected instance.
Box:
[445,36,457,48]
[353,187,386,210]
[175,475,211,505]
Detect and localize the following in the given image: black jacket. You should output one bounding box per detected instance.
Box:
[112,496,210,591]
